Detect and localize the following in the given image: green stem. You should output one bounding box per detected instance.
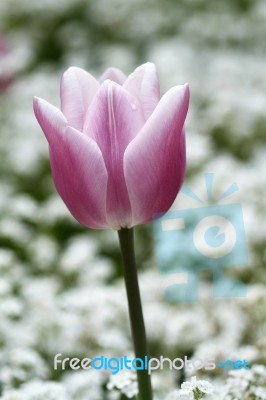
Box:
[118,228,153,400]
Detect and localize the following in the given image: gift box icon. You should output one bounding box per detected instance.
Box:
[153,173,248,302]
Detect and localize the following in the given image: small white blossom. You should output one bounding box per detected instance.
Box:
[252,365,266,377]
[107,370,138,398]
[254,386,266,400]
[165,377,214,400]
[181,376,214,395]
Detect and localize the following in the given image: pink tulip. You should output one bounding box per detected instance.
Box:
[33,63,189,230]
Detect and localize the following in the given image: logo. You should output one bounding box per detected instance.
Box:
[153,173,248,302]
[54,354,250,375]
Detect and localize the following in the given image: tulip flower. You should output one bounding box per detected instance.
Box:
[33,62,189,400]
[33,63,189,230]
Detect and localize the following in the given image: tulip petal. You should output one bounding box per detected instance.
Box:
[99,67,127,85]
[60,67,100,131]
[124,84,189,226]
[33,97,108,229]
[33,96,68,144]
[50,127,108,229]
[84,80,145,228]
[123,62,160,120]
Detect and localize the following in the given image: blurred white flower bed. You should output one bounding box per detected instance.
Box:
[0,0,266,398]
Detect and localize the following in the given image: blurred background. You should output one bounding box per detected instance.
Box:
[0,0,266,399]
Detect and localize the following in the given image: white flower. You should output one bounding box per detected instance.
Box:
[165,377,214,400]
[196,380,214,394]
[254,386,266,400]
[107,370,138,399]
[181,376,214,395]
[181,376,197,392]
[226,369,252,391]
[252,365,266,377]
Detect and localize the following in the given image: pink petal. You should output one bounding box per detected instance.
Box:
[124,84,189,226]
[123,62,160,120]
[60,67,100,131]
[84,80,145,229]
[99,67,127,85]
[50,128,108,229]
[33,97,108,229]
[33,96,68,144]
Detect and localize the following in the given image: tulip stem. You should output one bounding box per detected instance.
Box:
[118,228,153,400]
